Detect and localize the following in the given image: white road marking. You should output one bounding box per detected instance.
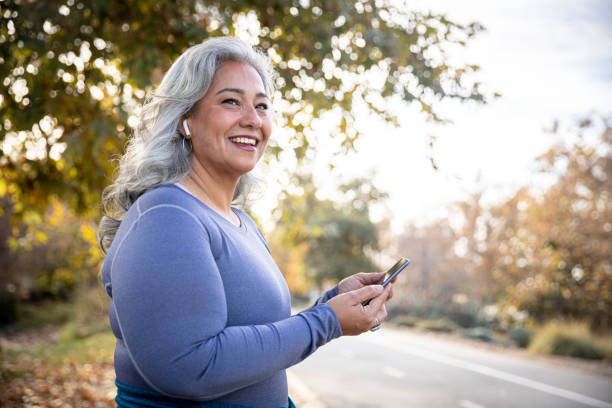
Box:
[382,366,406,379]
[362,335,612,408]
[459,400,485,408]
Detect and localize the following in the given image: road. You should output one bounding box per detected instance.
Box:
[288,326,612,408]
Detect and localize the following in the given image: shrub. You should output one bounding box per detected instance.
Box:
[390,315,419,327]
[5,201,103,301]
[460,327,494,342]
[448,305,480,328]
[57,285,109,340]
[72,285,109,320]
[529,322,604,360]
[59,318,110,341]
[407,303,445,320]
[508,326,533,348]
[16,301,74,329]
[0,292,18,326]
[416,318,458,333]
[594,338,612,361]
[6,285,108,332]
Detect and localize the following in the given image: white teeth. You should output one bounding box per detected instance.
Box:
[230,137,256,146]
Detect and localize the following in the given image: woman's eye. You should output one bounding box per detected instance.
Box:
[222,98,239,106]
[256,103,268,111]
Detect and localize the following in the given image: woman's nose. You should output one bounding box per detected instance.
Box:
[239,105,262,129]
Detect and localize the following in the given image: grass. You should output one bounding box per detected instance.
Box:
[1,284,114,368]
[14,301,75,329]
[390,315,419,327]
[1,328,115,383]
[414,317,458,333]
[2,299,114,369]
[528,321,611,360]
[32,329,114,365]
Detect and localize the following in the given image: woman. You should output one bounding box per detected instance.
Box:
[98,37,392,408]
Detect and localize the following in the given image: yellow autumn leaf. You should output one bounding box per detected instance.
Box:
[80,222,96,243]
[49,201,65,226]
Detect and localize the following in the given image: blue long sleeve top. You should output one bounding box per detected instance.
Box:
[101,184,342,407]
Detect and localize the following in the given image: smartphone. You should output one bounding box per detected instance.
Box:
[380,257,411,287]
[362,257,411,306]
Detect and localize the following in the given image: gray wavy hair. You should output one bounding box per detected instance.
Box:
[98,37,275,253]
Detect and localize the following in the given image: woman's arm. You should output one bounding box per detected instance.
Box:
[111,206,341,400]
[313,286,339,305]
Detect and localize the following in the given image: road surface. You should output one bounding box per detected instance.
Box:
[288,326,612,408]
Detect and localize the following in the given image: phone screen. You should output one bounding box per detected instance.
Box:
[380,257,411,287]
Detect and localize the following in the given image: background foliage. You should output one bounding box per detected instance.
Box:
[270,175,385,294]
[1,0,488,224]
[0,0,609,338]
[389,118,612,330]
[1,0,488,302]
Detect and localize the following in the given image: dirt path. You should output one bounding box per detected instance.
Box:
[1,326,115,408]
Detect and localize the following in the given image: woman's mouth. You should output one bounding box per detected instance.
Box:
[229,136,257,151]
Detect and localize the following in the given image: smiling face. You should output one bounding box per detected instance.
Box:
[185,61,271,179]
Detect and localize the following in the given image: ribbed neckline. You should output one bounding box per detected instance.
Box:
[171,183,246,232]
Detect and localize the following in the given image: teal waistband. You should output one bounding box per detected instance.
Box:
[115,380,296,408]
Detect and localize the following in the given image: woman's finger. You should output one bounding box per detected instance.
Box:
[375,304,388,324]
[366,284,392,313]
[350,284,384,306]
[357,271,386,285]
[387,284,394,301]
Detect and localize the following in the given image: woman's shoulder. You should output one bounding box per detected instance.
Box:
[136,184,195,212]
[117,184,205,229]
[117,184,216,234]
[133,185,236,237]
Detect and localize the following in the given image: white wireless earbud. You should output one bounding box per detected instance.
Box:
[183,119,191,137]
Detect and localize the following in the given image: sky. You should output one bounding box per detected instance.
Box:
[253,1,612,232]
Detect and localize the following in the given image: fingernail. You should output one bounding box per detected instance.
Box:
[375,285,384,291]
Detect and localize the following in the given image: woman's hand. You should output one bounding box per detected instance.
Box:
[327,284,392,336]
[338,271,395,301]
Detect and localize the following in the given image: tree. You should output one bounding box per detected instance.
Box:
[387,117,612,330]
[270,175,383,290]
[450,118,612,329]
[1,0,489,224]
[501,120,612,329]
[392,222,458,300]
[0,198,102,299]
[452,189,530,302]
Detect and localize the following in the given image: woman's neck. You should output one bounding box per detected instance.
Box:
[180,162,240,225]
